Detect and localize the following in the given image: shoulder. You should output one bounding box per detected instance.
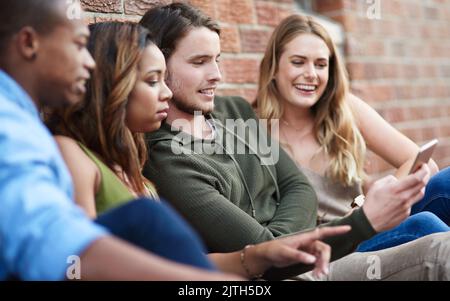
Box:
[53,136,98,172]
[54,135,79,148]
[54,135,84,157]
[0,98,56,163]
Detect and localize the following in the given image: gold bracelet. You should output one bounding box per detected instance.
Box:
[240,245,264,280]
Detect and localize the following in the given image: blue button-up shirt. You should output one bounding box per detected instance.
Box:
[0,70,107,280]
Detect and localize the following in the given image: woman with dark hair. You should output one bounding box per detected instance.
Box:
[46,21,349,280]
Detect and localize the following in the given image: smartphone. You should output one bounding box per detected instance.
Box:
[408,139,439,174]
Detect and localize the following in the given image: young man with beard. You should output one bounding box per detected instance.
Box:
[142,2,450,280]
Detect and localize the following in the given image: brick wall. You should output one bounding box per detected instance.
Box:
[81,0,450,172]
[313,0,450,172]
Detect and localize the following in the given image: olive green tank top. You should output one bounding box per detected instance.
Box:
[77,142,158,214]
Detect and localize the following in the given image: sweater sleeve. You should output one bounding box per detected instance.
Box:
[145,142,277,253]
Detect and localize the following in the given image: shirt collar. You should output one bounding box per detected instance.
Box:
[0,69,40,119]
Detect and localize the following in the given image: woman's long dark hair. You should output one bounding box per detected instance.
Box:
[46,22,153,195]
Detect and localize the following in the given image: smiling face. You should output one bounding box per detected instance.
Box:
[126,44,172,133]
[274,33,330,110]
[165,26,222,115]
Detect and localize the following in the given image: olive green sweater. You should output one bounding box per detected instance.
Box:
[144,96,376,279]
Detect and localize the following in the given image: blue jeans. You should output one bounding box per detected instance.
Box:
[95,198,216,271]
[411,167,450,225]
[357,167,450,252]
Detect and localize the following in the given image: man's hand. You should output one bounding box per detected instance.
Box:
[363,164,430,232]
[251,225,351,278]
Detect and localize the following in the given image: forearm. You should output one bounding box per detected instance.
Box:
[209,247,269,279]
[82,237,242,280]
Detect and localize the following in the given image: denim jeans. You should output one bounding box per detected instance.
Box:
[95,198,216,271]
[357,167,450,252]
[411,167,450,225]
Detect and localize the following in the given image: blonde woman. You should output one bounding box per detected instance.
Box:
[256,14,450,252]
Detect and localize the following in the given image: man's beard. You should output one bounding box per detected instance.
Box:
[171,94,214,115]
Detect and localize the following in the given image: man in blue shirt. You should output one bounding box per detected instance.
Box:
[0,0,236,280]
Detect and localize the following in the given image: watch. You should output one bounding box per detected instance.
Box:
[351,194,365,208]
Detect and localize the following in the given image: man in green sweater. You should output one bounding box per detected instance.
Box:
[141,3,450,280]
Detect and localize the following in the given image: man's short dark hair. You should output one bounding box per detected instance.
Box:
[139,2,220,60]
[0,0,64,55]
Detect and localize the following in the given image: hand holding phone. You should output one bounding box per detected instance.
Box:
[408,139,438,174]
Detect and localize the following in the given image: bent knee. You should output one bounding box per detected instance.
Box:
[405,212,447,233]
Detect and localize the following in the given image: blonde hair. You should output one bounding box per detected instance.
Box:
[256,15,366,186]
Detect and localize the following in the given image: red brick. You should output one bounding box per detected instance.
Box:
[413,84,434,99]
[424,6,439,20]
[314,0,345,13]
[439,66,450,78]
[363,63,382,80]
[255,1,292,27]
[389,41,406,57]
[380,63,398,79]
[381,20,397,37]
[344,36,364,56]
[420,65,438,78]
[367,84,395,102]
[401,127,424,144]
[187,0,216,18]
[80,0,122,13]
[239,28,272,53]
[220,26,240,53]
[385,0,404,17]
[355,18,374,35]
[217,0,254,24]
[394,85,415,100]
[350,83,395,103]
[336,14,358,33]
[221,58,259,84]
[346,62,365,80]
[405,3,422,18]
[124,0,170,15]
[379,107,407,123]
[403,64,419,78]
[93,15,136,22]
[365,39,385,56]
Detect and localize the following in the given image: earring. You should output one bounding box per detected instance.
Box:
[31,53,37,60]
